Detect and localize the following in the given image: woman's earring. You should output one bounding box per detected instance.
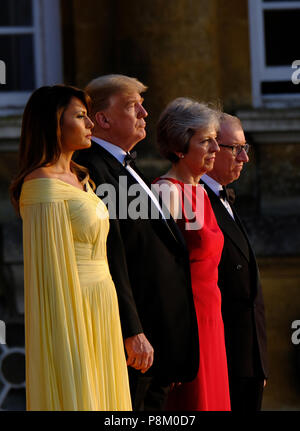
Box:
[180,154,185,159]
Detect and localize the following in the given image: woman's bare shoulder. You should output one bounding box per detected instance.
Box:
[23,167,53,182]
[153,177,182,221]
[154,177,175,186]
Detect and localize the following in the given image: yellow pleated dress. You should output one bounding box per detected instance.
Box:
[20,178,132,411]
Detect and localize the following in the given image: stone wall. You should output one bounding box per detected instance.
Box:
[59,0,300,411]
[0,0,299,410]
[61,0,251,154]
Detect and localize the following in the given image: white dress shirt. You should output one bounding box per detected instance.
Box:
[92,137,165,219]
[201,174,235,220]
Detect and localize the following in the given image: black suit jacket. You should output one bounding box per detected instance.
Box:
[75,142,199,383]
[202,182,268,379]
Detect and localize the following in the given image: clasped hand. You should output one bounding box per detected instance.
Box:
[124,333,154,374]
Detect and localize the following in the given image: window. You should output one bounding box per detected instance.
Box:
[0,0,63,112]
[248,0,300,107]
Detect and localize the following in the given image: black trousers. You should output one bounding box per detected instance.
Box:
[128,367,170,411]
[229,377,264,411]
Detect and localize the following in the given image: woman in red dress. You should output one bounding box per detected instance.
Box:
[153,98,231,411]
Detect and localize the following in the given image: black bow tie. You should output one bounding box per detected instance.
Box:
[219,186,235,204]
[123,151,137,167]
[219,187,228,200]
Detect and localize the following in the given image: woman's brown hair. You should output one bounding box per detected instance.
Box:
[10,84,94,213]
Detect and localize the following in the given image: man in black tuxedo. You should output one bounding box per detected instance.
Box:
[75,75,198,410]
[201,114,268,411]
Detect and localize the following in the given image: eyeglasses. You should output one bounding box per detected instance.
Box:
[218,143,250,156]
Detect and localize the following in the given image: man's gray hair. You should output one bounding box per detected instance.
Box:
[85,74,148,118]
[157,97,219,163]
[219,112,242,128]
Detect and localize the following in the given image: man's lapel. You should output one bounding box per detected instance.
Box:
[91,141,128,176]
[92,142,187,252]
[202,182,250,262]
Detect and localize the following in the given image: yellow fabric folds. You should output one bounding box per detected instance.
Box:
[20,178,131,411]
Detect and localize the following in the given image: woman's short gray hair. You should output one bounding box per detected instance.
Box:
[157,97,219,163]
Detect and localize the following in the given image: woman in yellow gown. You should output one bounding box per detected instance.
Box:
[10,85,132,411]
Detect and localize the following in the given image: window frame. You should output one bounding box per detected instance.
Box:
[0,0,63,112]
[248,0,300,107]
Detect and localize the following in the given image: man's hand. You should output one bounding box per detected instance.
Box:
[124,333,154,374]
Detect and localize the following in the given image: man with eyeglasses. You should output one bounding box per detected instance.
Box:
[201,113,268,411]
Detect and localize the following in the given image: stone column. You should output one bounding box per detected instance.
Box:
[217,0,251,109]
[62,0,115,87]
[113,0,221,157]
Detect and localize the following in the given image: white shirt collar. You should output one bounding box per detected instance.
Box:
[202,174,235,219]
[92,136,127,165]
[201,174,222,196]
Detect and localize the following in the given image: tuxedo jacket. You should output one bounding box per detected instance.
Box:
[202,183,268,379]
[75,142,199,383]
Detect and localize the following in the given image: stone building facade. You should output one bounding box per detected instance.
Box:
[0,0,299,410]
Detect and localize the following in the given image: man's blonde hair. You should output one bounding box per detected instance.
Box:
[85,74,148,119]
